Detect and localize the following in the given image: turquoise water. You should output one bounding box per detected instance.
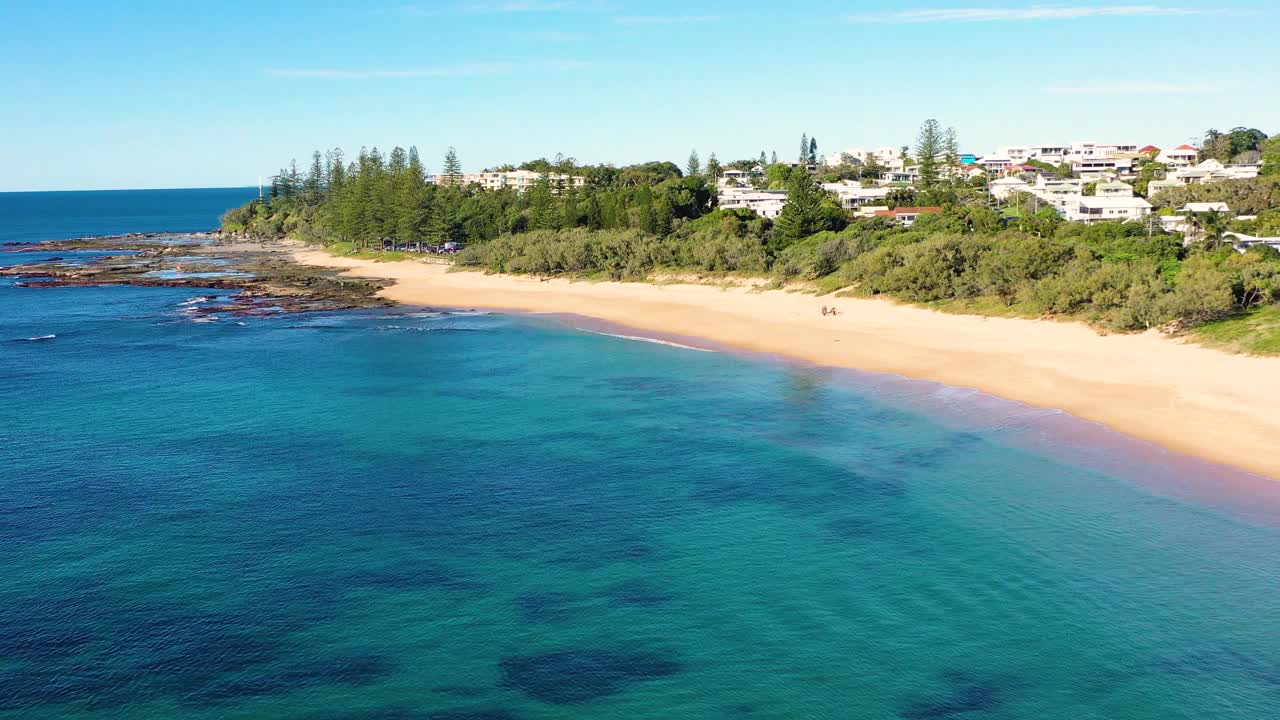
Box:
[3,192,1280,719]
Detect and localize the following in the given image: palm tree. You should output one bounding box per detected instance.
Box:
[1188,209,1230,250]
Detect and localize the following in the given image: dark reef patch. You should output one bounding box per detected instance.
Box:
[899,670,1009,719]
[498,648,682,704]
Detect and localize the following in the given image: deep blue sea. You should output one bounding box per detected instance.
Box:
[3,189,1280,719]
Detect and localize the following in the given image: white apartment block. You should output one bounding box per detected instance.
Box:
[1066,196,1152,224]
[820,181,891,209]
[451,170,586,193]
[719,189,787,218]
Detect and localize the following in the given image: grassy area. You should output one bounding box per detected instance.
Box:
[325,242,414,262]
[1189,304,1280,355]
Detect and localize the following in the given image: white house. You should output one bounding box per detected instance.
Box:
[1146,177,1182,198]
[821,181,892,209]
[1224,232,1280,252]
[1066,196,1152,224]
[1029,144,1069,164]
[1094,181,1134,197]
[1156,144,1199,168]
[1182,202,1231,213]
[996,146,1032,163]
[1072,156,1135,180]
[989,177,1032,200]
[720,189,788,219]
[825,148,869,167]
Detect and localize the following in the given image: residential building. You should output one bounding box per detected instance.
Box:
[996,146,1031,163]
[821,181,891,209]
[977,155,1013,173]
[1146,177,1182,198]
[1225,232,1280,252]
[1156,144,1199,168]
[988,177,1031,200]
[873,206,943,226]
[1182,202,1230,213]
[1066,196,1152,224]
[1072,156,1135,180]
[1094,181,1134,197]
[453,170,585,193]
[719,189,787,219]
[1028,144,1069,164]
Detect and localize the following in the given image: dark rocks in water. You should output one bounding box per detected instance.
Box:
[181,652,395,706]
[0,241,391,315]
[898,670,1008,719]
[499,648,682,704]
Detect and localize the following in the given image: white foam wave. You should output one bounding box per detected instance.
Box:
[20,334,56,341]
[580,329,713,353]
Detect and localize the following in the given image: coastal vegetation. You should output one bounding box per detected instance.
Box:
[222,138,1280,354]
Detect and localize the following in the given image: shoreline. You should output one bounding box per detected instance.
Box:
[294,248,1280,482]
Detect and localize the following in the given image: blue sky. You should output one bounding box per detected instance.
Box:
[2,1,1277,191]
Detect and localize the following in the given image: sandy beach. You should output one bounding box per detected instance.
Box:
[295,249,1280,481]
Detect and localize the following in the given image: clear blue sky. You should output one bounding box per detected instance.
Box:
[3,1,1277,191]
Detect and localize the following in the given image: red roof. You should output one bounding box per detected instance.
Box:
[1174,144,1197,151]
[1139,145,1160,153]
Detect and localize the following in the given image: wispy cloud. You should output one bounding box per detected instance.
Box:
[267,64,514,79]
[464,0,575,11]
[515,29,587,41]
[1046,82,1209,95]
[266,60,590,79]
[614,15,718,24]
[849,5,1205,23]
[383,1,576,15]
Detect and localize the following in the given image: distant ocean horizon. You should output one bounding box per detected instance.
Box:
[3,188,1280,719]
[0,187,259,244]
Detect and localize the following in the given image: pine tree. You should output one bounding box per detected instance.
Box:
[305,151,325,198]
[442,147,462,186]
[774,172,824,241]
[654,198,674,236]
[528,177,559,230]
[809,137,818,165]
[686,148,701,177]
[706,153,721,181]
[943,127,960,180]
[326,148,346,192]
[771,151,778,165]
[799,133,808,163]
[915,119,943,188]
[759,151,767,167]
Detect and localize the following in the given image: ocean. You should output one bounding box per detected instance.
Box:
[2,188,1280,719]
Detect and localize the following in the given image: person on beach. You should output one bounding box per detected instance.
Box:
[821,306,829,316]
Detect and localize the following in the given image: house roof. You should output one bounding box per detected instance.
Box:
[1183,202,1230,213]
[1139,145,1160,153]
[1078,197,1152,209]
[875,207,944,216]
[1173,144,1198,151]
